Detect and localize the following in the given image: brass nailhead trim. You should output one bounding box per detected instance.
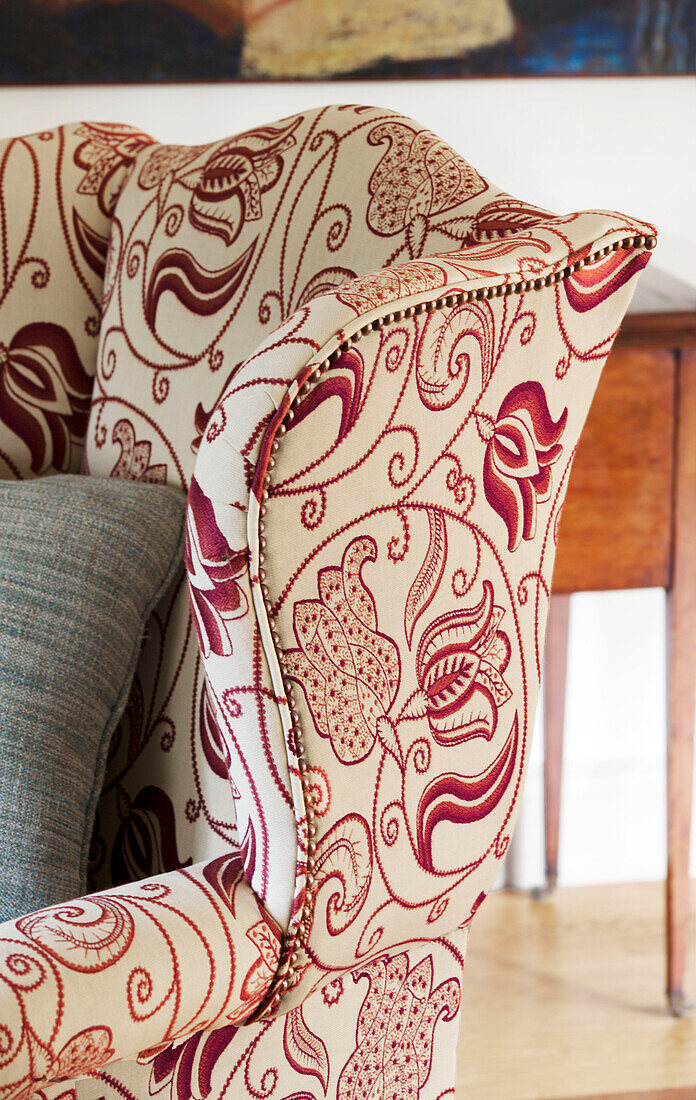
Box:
[254,231,655,1018]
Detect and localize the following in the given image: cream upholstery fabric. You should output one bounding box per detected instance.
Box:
[0,123,153,480]
[0,106,655,1099]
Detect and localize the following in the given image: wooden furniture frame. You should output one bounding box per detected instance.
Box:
[542,267,696,1017]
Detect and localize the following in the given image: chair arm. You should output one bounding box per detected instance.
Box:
[0,854,281,1098]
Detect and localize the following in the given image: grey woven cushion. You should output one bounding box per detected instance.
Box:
[0,475,186,921]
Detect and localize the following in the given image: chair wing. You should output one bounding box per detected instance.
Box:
[79,104,553,928]
[194,211,656,1014]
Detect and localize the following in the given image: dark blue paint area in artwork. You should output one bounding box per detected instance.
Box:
[509,1,696,75]
[0,0,243,82]
[516,10,636,74]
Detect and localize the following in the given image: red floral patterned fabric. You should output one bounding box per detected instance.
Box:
[0,105,655,1098]
[29,935,466,1100]
[0,123,153,480]
[0,856,282,1099]
[80,106,537,928]
[185,216,653,1030]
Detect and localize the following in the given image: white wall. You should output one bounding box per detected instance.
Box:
[3,76,695,886]
[508,588,689,889]
[2,77,694,283]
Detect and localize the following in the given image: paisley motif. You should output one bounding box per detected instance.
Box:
[367,120,487,255]
[337,952,460,1099]
[415,300,493,410]
[283,538,400,764]
[17,898,135,973]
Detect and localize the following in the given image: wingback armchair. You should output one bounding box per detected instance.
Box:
[0,106,655,1099]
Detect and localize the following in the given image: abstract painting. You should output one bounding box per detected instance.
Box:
[0,0,694,82]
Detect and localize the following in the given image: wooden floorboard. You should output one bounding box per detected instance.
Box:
[549,1091,696,1100]
[457,882,696,1100]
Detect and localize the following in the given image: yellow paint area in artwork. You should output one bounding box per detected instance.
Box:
[240,0,515,78]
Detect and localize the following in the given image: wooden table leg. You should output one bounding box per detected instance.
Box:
[667,347,696,1017]
[535,593,571,897]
